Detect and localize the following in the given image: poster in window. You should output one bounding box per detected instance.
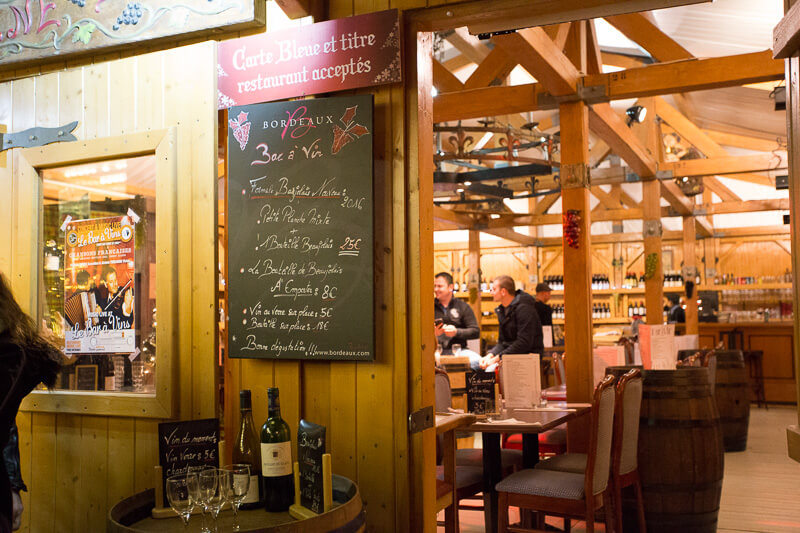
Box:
[63,215,136,354]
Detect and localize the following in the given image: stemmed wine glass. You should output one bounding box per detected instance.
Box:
[199,468,224,533]
[187,466,215,533]
[166,474,193,529]
[221,465,251,532]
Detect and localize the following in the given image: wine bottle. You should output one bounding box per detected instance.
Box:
[234,390,263,510]
[261,387,294,512]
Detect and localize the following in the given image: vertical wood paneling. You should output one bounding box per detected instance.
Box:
[79,416,108,531]
[135,52,164,131]
[303,362,332,432]
[133,420,160,493]
[106,418,136,513]
[53,414,80,533]
[329,363,357,479]
[29,414,56,532]
[0,79,12,275]
[82,64,109,139]
[109,57,136,136]
[275,362,302,460]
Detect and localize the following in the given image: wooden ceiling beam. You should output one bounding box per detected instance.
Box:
[660,154,785,181]
[433,59,465,94]
[563,20,587,74]
[660,180,695,216]
[464,47,518,90]
[702,198,789,215]
[589,139,613,167]
[483,227,540,246]
[773,0,800,59]
[703,177,740,202]
[695,216,713,238]
[583,50,784,100]
[601,52,648,69]
[446,27,490,65]
[493,27,581,96]
[434,83,544,123]
[617,186,641,209]
[409,0,713,34]
[434,51,784,122]
[586,20,604,75]
[604,12,693,62]
[433,206,477,228]
[589,103,658,176]
[591,185,624,210]
[443,55,473,73]
[534,193,561,215]
[702,129,784,152]
[543,23,572,51]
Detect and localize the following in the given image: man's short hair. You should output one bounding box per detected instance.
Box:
[435,272,454,285]
[102,266,117,281]
[535,282,552,293]
[494,275,515,293]
[666,293,680,305]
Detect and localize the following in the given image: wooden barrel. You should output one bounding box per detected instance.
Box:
[677,349,750,452]
[607,366,724,533]
[712,350,749,451]
[108,475,364,532]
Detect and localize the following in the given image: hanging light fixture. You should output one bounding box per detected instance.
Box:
[625,105,647,126]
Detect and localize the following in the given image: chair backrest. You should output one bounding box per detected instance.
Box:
[435,368,452,412]
[553,353,566,386]
[613,369,643,477]
[585,374,616,497]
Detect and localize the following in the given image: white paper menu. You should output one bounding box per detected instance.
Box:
[501,353,541,408]
[542,326,553,348]
[639,324,676,369]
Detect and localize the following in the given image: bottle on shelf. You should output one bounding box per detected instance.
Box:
[628,302,634,318]
[261,387,294,512]
[234,390,263,510]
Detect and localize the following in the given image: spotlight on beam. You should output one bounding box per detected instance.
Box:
[625,105,647,126]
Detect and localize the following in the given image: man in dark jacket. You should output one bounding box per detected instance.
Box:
[434,272,481,368]
[479,275,544,370]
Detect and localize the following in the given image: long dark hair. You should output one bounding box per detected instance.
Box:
[0,273,61,387]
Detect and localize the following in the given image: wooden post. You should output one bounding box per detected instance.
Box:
[560,101,594,408]
[643,180,663,324]
[468,229,482,329]
[682,217,699,335]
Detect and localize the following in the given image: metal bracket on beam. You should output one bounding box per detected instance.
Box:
[536,82,608,109]
[562,163,590,189]
[655,170,674,180]
[694,207,707,216]
[624,172,641,183]
[643,219,663,238]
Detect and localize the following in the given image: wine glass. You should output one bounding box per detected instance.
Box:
[452,343,462,356]
[187,466,214,533]
[166,475,193,529]
[221,465,251,532]
[202,469,225,533]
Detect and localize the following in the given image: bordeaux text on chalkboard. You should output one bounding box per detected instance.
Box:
[158,418,219,506]
[298,419,326,513]
[467,371,496,414]
[227,95,375,361]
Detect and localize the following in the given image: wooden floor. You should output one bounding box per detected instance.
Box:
[439,405,800,532]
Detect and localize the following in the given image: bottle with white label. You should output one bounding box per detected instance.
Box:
[233,390,263,510]
[261,387,294,512]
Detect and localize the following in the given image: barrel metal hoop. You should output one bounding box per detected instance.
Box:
[642,417,719,429]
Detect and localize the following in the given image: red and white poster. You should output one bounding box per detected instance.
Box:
[63,216,136,354]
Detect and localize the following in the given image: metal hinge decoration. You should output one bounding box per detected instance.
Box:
[408,406,433,434]
[643,219,663,238]
[562,163,590,189]
[1,121,79,151]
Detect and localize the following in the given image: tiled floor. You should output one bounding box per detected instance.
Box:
[438,405,800,532]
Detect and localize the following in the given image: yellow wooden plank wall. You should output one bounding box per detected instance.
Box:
[2,41,217,532]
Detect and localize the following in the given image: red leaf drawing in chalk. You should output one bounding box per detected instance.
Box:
[331,105,370,155]
[229,111,251,151]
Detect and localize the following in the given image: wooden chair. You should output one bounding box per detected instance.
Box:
[534,369,646,533]
[495,375,617,533]
[436,411,481,533]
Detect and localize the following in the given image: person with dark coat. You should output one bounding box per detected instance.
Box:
[478,275,544,371]
[433,272,480,367]
[0,273,61,532]
[666,293,686,324]
[533,282,553,326]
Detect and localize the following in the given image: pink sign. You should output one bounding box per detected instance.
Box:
[217,9,401,108]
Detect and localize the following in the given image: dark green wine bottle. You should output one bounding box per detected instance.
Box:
[260,387,294,512]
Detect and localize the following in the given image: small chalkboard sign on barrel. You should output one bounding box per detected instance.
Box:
[157,418,219,506]
[467,371,496,414]
[290,420,332,520]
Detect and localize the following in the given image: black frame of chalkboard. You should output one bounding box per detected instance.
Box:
[74,364,99,391]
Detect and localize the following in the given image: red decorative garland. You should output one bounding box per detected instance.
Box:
[563,210,581,249]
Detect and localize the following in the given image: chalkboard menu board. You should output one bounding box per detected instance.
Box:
[227,95,374,361]
[74,364,98,391]
[158,418,219,506]
[298,419,326,513]
[467,372,496,414]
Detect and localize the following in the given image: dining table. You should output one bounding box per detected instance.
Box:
[466,403,591,533]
